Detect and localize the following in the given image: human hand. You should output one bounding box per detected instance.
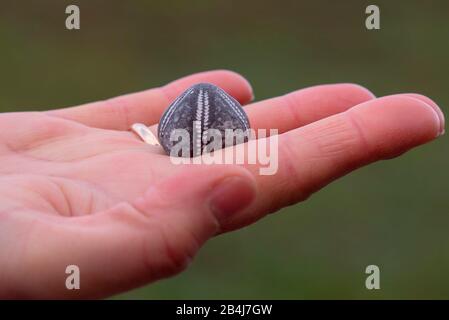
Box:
[0,70,444,298]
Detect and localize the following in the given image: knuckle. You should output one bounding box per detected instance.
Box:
[306,112,370,163]
[282,92,304,125]
[277,112,372,207]
[277,135,311,206]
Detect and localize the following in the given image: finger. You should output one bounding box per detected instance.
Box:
[0,112,89,151]
[400,93,445,135]
[246,83,375,133]
[47,70,254,130]
[148,83,375,135]
[16,166,256,298]
[225,94,444,231]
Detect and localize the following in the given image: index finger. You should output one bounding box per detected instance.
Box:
[47,70,254,130]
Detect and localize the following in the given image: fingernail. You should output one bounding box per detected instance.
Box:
[428,105,444,138]
[429,103,445,136]
[439,112,445,136]
[209,177,256,223]
[250,90,255,102]
[426,103,445,137]
[403,94,445,137]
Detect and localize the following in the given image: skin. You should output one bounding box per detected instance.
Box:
[0,70,444,299]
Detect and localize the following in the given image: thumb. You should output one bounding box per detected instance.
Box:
[15,165,256,298]
[132,164,257,277]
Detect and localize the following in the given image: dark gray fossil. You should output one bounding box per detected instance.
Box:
[158,83,251,157]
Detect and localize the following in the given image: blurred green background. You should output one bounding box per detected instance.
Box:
[0,0,448,299]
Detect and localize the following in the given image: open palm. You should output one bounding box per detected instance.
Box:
[0,70,443,298]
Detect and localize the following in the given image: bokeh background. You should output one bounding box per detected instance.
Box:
[0,0,448,299]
